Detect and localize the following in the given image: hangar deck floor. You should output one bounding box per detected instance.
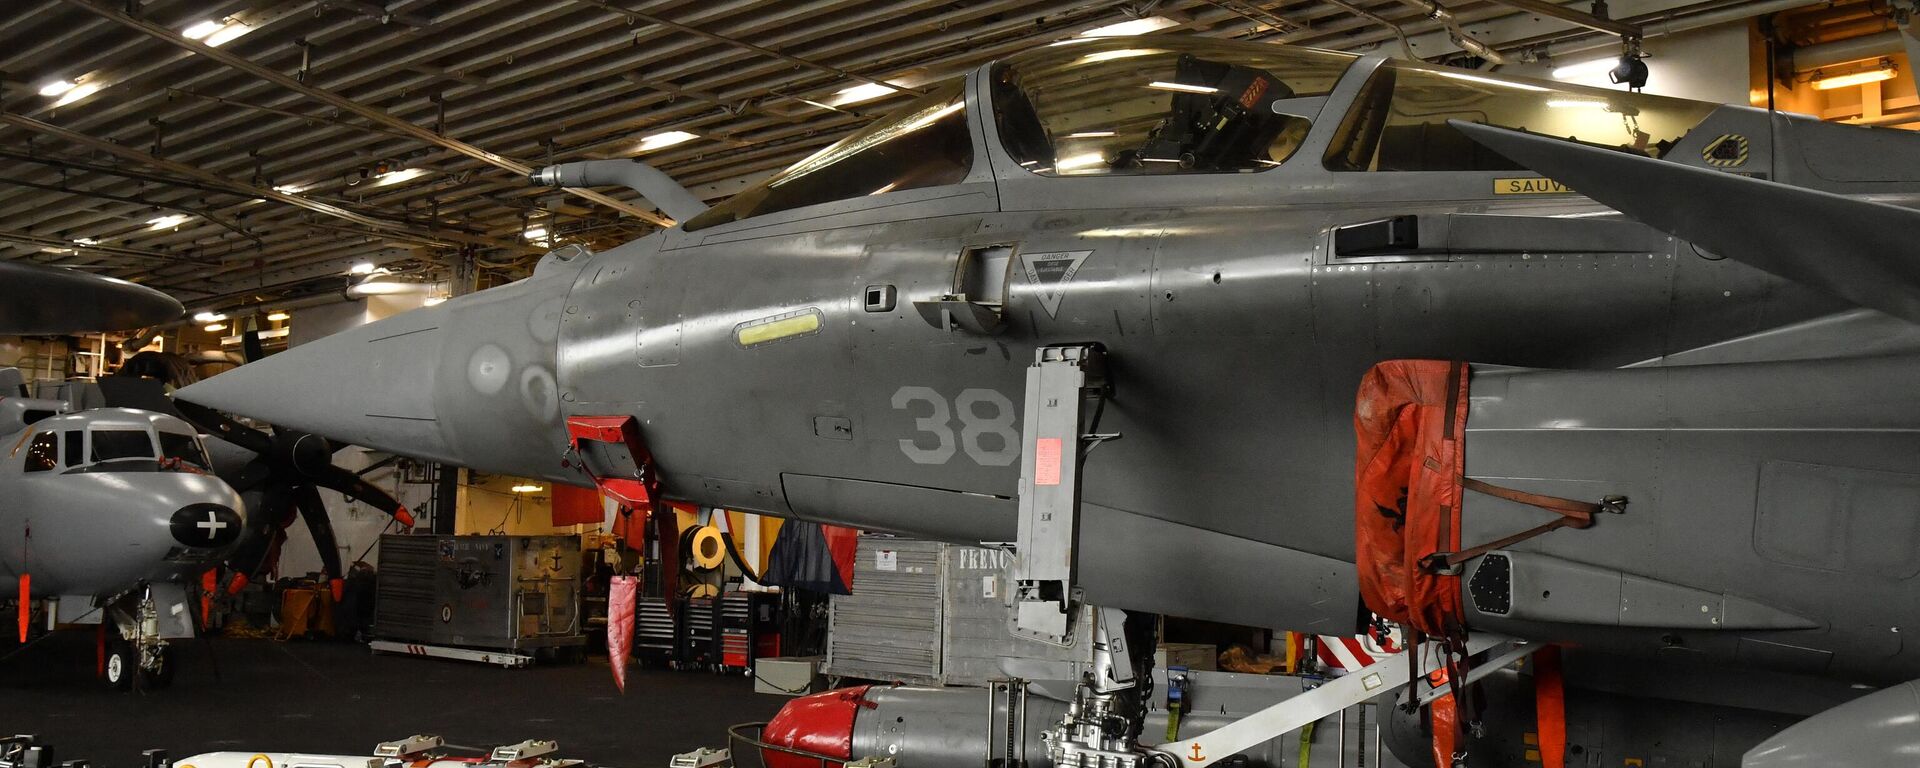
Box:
[0,631,783,766]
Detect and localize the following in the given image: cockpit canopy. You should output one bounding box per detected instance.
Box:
[992,37,1357,176]
[681,37,1722,230]
[14,409,209,474]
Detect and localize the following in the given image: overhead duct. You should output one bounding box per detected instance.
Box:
[1535,0,1831,61]
[1789,29,1904,72]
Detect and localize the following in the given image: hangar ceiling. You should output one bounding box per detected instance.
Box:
[0,0,1896,312]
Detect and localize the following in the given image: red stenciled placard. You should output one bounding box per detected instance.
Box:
[1035,437,1063,486]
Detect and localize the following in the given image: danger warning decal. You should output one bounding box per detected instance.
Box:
[1021,250,1093,318]
[1702,133,1749,168]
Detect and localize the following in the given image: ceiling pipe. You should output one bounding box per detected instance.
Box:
[1482,0,1641,38]
[1531,0,1831,61]
[58,0,674,229]
[1789,29,1904,72]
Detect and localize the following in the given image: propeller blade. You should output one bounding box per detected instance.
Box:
[229,458,273,494]
[309,463,414,528]
[241,329,265,363]
[228,485,291,589]
[173,400,273,456]
[292,483,345,602]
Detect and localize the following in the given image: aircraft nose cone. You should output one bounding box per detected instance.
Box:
[170,503,242,549]
[175,276,579,484]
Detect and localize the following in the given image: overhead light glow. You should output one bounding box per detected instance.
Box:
[1079,16,1179,37]
[1551,58,1617,81]
[347,279,420,296]
[38,79,75,97]
[371,167,428,187]
[1055,152,1107,171]
[73,237,98,246]
[192,311,227,323]
[1814,67,1896,90]
[52,82,102,107]
[1147,81,1217,94]
[266,311,290,322]
[203,323,226,332]
[349,262,376,275]
[181,20,223,40]
[1065,131,1117,138]
[636,130,698,152]
[39,246,74,255]
[832,81,902,106]
[510,484,544,493]
[1547,99,1609,109]
[523,226,549,241]
[147,214,190,230]
[1432,71,1550,92]
[271,184,304,194]
[1074,48,1164,65]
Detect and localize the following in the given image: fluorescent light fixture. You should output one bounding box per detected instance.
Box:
[510,484,543,493]
[266,311,290,322]
[1147,81,1217,94]
[869,182,899,196]
[52,82,101,107]
[1079,16,1179,37]
[636,130,698,152]
[1432,71,1550,92]
[370,167,427,187]
[1074,48,1164,65]
[1814,67,1896,90]
[147,214,190,230]
[39,246,74,255]
[203,323,226,332]
[73,237,98,246]
[1065,130,1117,138]
[192,311,219,322]
[1547,99,1609,109]
[523,226,549,241]
[38,79,75,97]
[204,20,252,47]
[1055,152,1107,171]
[349,262,376,275]
[181,20,223,40]
[832,81,901,106]
[1551,59,1616,81]
[271,184,303,194]
[346,279,425,297]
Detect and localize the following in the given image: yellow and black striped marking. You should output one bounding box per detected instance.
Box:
[1702,134,1749,168]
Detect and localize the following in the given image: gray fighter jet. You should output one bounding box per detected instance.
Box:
[177,36,1920,767]
[2,368,244,689]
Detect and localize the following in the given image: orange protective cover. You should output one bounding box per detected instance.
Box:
[1354,360,1470,638]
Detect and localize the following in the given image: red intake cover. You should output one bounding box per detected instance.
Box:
[762,686,871,768]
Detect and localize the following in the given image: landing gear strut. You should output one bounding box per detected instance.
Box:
[103,585,176,690]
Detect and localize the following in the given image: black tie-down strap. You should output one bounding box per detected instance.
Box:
[1420,478,1626,575]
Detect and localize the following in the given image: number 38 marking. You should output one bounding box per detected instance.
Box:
[891,386,1019,466]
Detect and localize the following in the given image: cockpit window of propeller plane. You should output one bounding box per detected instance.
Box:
[993,38,1357,176]
[14,417,210,474]
[1322,59,1718,172]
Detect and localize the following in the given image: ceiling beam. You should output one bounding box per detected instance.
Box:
[0,112,537,255]
[60,0,675,228]
[1482,0,1642,37]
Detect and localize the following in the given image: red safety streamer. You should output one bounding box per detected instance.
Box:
[1535,645,1567,768]
[1429,669,1458,768]
[17,573,29,643]
[607,575,638,692]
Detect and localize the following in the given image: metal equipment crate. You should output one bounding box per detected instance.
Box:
[373,534,585,654]
[824,535,1091,685]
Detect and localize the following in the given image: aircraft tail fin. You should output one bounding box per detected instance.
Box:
[1452,119,1920,325]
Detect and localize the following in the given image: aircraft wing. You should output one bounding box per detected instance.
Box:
[0,260,183,334]
[1451,120,1920,325]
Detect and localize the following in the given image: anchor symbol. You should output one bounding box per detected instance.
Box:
[1188,743,1206,762]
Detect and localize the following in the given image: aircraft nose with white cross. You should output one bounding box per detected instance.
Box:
[1,368,246,689]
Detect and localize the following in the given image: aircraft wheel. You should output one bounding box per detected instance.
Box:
[139,647,175,689]
[103,640,134,691]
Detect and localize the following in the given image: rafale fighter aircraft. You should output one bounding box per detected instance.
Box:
[1,368,244,689]
[180,35,1920,768]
